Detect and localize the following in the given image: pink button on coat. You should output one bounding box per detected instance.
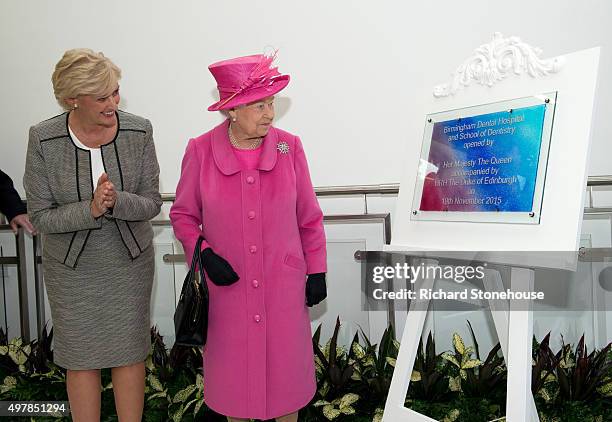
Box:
[170,119,327,419]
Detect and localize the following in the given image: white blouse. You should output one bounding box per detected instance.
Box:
[68,126,106,192]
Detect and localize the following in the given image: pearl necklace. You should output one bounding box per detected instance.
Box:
[228,126,263,150]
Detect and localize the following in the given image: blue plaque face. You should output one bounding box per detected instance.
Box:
[412,93,556,224]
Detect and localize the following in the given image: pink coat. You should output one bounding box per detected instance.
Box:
[170,119,327,419]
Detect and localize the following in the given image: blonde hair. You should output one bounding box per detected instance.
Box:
[52,48,121,110]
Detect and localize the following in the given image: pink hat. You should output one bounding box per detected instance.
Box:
[207,53,290,111]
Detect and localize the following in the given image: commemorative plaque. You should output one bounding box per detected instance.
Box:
[412,93,556,224]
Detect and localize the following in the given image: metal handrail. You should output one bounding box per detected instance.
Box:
[4,177,611,206]
[160,184,393,201]
[160,176,612,202]
[585,175,612,186]
[160,213,392,263]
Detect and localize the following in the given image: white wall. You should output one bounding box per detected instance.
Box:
[1,0,611,193]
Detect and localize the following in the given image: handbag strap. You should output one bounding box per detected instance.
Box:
[192,236,209,298]
[189,237,204,275]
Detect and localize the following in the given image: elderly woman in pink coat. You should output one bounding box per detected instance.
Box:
[170,53,327,421]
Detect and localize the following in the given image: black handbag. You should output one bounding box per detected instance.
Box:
[174,237,209,347]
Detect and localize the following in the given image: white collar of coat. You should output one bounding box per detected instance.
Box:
[211,119,279,175]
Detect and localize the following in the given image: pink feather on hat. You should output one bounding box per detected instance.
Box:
[208,52,290,111]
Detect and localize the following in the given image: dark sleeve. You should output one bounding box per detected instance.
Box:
[0,169,27,221]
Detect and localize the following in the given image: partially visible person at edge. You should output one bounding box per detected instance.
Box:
[0,169,36,234]
[23,48,161,422]
[170,52,327,421]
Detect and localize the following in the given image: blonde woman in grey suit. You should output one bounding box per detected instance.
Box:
[24,49,162,422]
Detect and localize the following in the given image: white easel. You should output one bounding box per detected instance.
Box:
[382,34,601,422]
[383,253,542,421]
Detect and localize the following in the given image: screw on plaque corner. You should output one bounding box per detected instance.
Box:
[545,98,550,104]
[413,210,418,215]
[529,212,535,217]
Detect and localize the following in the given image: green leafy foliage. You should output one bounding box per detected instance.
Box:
[461,321,506,403]
[555,335,611,403]
[0,326,226,422]
[312,317,357,397]
[531,331,562,404]
[0,322,610,421]
[409,332,450,402]
[441,332,483,392]
[358,325,399,403]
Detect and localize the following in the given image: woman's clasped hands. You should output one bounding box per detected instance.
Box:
[90,173,116,217]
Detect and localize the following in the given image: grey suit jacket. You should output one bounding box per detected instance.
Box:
[24,111,162,268]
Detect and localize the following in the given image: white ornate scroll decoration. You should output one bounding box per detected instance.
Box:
[433,32,565,97]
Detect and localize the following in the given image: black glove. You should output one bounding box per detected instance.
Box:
[200,248,239,286]
[306,273,327,307]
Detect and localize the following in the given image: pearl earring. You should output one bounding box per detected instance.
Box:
[232,117,236,122]
[74,103,78,109]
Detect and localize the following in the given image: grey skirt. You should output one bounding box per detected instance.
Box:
[42,219,154,370]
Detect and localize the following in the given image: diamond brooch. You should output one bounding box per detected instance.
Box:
[277,141,290,154]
